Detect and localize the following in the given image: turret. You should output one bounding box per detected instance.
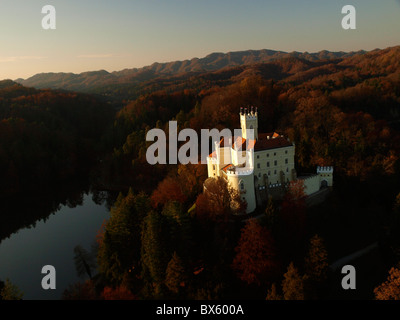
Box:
[240,106,258,140]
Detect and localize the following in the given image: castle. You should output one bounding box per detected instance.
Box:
[205,107,333,214]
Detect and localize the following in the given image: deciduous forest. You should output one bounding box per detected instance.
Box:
[1,46,400,300]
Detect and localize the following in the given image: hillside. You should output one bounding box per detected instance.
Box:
[0,80,115,197]
[15,48,364,93]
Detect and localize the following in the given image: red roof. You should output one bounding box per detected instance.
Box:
[208,132,292,157]
[255,133,293,151]
[219,136,256,151]
[222,164,234,173]
[209,150,217,158]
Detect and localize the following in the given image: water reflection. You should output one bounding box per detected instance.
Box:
[0,184,113,300]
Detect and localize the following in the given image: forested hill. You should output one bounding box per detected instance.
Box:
[14,48,365,93]
[0,81,115,197]
[93,44,400,198]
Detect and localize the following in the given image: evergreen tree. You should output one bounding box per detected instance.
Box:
[141,210,169,298]
[162,201,193,258]
[74,245,96,279]
[165,252,187,296]
[97,189,149,284]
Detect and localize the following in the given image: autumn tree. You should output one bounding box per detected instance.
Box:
[279,180,307,261]
[232,219,279,286]
[266,283,282,300]
[102,286,137,300]
[374,265,400,300]
[177,163,208,203]
[151,176,187,209]
[304,235,329,284]
[0,279,23,300]
[281,262,306,300]
[196,176,246,224]
[305,235,329,283]
[193,178,244,293]
[292,94,339,170]
[62,280,98,300]
[303,235,329,299]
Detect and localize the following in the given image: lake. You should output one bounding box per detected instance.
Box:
[0,192,110,300]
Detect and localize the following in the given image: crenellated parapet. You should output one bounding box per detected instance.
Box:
[317,166,334,174]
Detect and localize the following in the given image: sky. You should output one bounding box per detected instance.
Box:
[0,0,399,80]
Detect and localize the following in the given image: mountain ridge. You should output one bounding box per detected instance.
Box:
[14,48,368,92]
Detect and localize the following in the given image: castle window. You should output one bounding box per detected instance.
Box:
[274,160,277,166]
[267,162,270,167]
[286,168,289,173]
[274,170,277,175]
[267,153,269,157]
[285,158,288,164]
[274,152,276,156]
[257,155,259,159]
[240,182,244,190]
[257,163,260,169]
[258,173,261,178]
[285,150,288,154]
[268,171,271,176]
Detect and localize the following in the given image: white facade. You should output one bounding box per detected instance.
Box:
[206,107,333,214]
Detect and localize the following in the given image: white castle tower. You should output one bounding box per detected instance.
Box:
[240,106,258,140]
[317,166,334,187]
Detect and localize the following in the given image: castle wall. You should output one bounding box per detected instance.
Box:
[300,174,321,196]
[218,146,232,168]
[207,157,218,177]
[253,145,296,187]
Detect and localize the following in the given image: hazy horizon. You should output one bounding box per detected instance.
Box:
[1,0,400,80]
[9,45,393,82]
